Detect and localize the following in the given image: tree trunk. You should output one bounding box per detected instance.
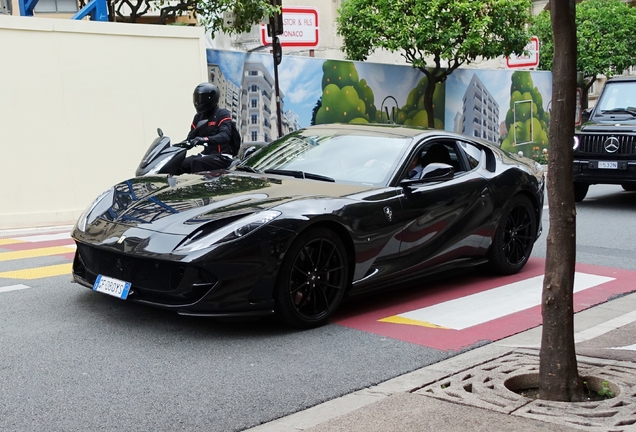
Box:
[424,79,436,129]
[538,0,583,402]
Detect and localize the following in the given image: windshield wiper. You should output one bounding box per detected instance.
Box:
[234,166,259,173]
[600,108,636,117]
[263,169,335,182]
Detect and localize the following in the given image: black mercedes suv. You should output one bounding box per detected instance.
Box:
[573,76,636,202]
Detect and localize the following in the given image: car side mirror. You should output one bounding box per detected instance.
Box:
[582,108,592,123]
[241,146,258,160]
[400,163,455,187]
[421,163,454,180]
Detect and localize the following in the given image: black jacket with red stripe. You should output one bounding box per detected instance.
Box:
[187,107,233,156]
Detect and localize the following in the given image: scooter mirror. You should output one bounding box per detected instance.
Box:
[157,128,163,137]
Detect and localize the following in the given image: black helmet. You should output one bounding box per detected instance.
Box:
[193,82,220,114]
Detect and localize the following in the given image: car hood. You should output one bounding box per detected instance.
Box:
[90,171,373,235]
[579,121,636,133]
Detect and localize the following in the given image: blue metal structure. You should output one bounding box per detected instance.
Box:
[70,0,108,21]
[17,0,108,21]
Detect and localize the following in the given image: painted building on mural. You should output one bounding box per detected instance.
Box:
[460,73,500,145]
[240,61,284,145]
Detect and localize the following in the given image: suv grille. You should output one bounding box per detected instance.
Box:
[77,243,185,292]
[578,134,636,155]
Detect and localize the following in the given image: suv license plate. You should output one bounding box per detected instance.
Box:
[93,274,131,300]
[598,161,618,169]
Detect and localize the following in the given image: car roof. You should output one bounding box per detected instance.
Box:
[304,123,453,139]
[606,76,636,83]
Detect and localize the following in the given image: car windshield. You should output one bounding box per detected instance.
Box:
[596,82,636,116]
[236,128,412,185]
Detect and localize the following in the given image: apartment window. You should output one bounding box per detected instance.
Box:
[249,71,258,76]
[35,0,78,12]
[251,114,258,125]
[251,131,258,141]
[251,99,258,108]
[264,133,269,142]
[250,84,259,92]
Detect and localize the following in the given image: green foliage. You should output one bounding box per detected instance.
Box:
[336,0,532,127]
[316,61,375,124]
[530,0,636,85]
[92,0,276,34]
[501,71,550,154]
[397,76,445,128]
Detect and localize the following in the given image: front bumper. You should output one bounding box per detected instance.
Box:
[573,159,636,185]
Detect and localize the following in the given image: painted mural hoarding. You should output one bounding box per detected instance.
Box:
[207,49,552,163]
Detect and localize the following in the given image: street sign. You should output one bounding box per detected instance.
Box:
[260,6,319,48]
[506,36,540,69]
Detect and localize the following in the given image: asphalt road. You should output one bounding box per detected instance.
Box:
[1,183,635,432]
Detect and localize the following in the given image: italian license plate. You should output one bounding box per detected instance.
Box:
[598,161,618,169]
[93,274,131,300]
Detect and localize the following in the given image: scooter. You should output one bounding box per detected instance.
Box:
[135,121,255,177]
[135,127,193,176]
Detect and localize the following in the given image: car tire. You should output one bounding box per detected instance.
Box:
[574,183,589,202]
[275,227,349,329]
[486,195,536,275]
[621,184,636,192]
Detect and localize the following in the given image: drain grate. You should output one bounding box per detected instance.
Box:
[414,351,636,432]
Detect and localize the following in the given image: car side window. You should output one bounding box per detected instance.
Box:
[458,141,482,170]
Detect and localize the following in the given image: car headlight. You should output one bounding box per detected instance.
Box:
[76,188,115,232]
[573,136,580,150]
[174,210,282,253]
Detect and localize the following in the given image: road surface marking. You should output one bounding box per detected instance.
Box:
[12,232,72,243]
[0,263,73,280]
[0,284,30,293]
[609,344,636,351]
[575,309,636,343]
[380,272,615,330]
[0,245,76,262]
[0,238,24,246]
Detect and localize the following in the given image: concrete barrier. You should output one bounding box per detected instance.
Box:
[0,15,207,229]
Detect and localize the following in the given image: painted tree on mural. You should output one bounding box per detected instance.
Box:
[395,76,445,128]
[78,0,276,32]
[530,0,636,97]
[315,60,377,124]
[501,71,550,157]
[336,0,532,128]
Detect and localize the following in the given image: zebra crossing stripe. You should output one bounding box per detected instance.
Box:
[0,245,76,262]
[0,263,73,280]
[0,284,30,293]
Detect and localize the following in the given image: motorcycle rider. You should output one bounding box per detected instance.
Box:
[178,83,234,174]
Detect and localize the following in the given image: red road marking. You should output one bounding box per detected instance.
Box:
[332,258,636,351]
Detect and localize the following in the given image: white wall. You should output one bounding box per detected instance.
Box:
[0,15,208,228]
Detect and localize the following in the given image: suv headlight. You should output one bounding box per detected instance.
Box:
[573,136,580,150]
[175,210,281,253]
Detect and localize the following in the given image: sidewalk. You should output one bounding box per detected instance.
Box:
[245,291,636,432]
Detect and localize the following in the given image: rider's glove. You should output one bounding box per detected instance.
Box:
[190,136,208,146]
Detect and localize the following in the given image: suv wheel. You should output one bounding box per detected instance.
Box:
[574,183,589,203]
[621,184,636,192]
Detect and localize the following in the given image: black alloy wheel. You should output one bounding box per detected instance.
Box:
[275,227,349,329]
[486,195,536,275]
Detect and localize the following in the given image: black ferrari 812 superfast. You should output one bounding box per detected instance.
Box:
[72,124,544,328]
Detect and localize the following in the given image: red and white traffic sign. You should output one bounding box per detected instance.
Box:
[260,6,319,48]
[506,36,540,69]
